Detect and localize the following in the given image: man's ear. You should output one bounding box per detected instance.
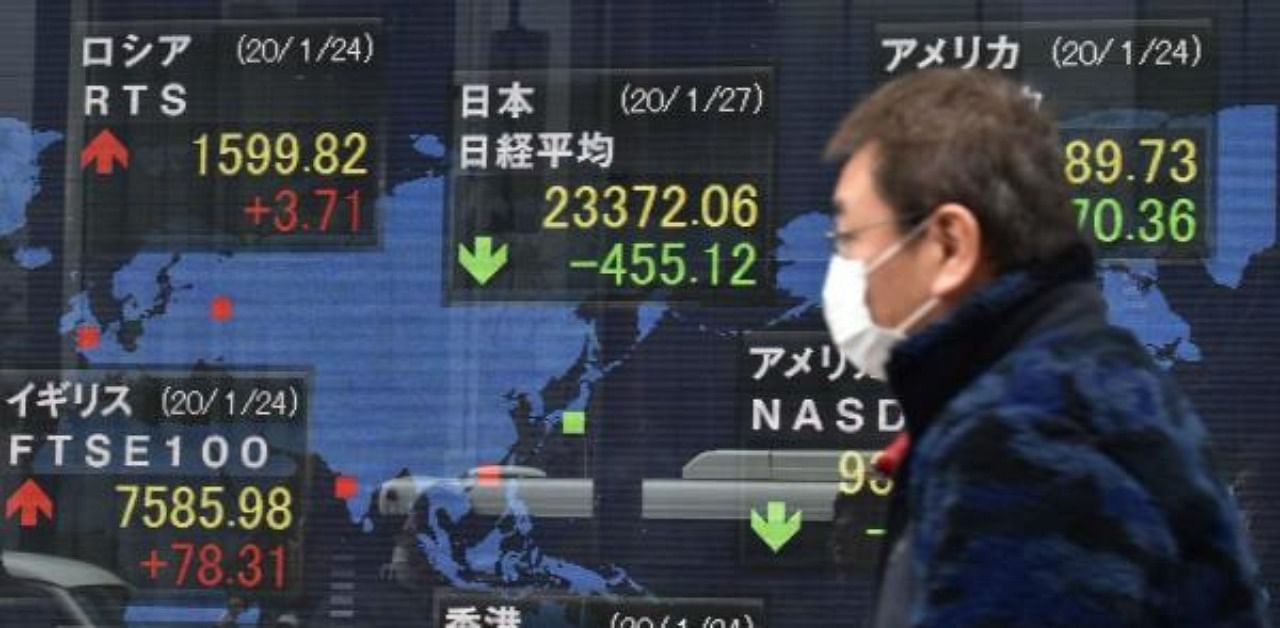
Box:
[927,203,987,298]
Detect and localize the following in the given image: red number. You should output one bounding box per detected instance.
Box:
[315,188,338,231]
[170,542,195,586]
[237,544,263,588]
[270,545,287,589]
[250,186,362,236]
[346,189,361,233]
[273,188,300,232]
[196,543,224,588]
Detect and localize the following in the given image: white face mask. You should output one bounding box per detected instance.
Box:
[822,223,939,381]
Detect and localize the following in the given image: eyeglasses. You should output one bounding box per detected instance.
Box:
[824,217,908,258]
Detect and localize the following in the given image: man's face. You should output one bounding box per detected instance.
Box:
[830,146,937,329]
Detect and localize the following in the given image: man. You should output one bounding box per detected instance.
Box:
[821,69,1269,626]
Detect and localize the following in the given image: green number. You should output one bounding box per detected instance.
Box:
[659,242,687,286]
[706,243,721,286]
[1169,197,1197,242]
[730,242,758,287]
[1092,197,1123,243]
[1137,197,1165,243]
[600,243,626,286]
[629,243,657,285]
[1073,198,1090,229]
[594,242,687,287]
[704,242,758,287]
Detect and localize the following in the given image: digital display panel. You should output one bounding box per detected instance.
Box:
[0,1,1276,626]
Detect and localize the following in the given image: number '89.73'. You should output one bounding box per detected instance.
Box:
[1062,137,1197,186]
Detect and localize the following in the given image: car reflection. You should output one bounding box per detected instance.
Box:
[641,449,880,521]
[377,465,593,519]
[0,551,131,627]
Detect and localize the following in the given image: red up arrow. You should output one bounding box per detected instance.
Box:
[80,129,129,174]
[6,479,53,528]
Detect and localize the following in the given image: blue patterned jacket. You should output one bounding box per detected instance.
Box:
[871,244,1269,627]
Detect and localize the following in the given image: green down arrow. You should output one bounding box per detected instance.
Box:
[751,501,802,553]
[458,236,509,286]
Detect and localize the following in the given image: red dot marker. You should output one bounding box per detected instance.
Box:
[211,295,234,322]
[334,475,359,500]
[475,464,502,488]
[76,324,101,351]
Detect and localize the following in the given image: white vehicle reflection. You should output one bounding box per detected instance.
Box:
[377,465,593,518]
[0,551,131,627]
[642,449,880,521]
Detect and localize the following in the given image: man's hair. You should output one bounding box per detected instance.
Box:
[825,69,1087,271]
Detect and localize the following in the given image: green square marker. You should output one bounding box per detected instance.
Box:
[563,411,587,436]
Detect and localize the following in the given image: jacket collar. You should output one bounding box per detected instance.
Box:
[884,243,1101,438]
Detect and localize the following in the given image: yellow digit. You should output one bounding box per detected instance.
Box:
[659,185,688,228]
[700,184,731,227]
[217,132,244,176]
[543,185,570,229]
[572,185,600,229]
[238,486,265,530]
[1169,138,1198,184]
[732,183,760,227]
[266,487,293,531]
[245,132,272,176]
[868,452,894,496]
[602,185,628,228]
[115,484,140,528]
[192,134,210,176]
[314,132,341,175]
[142,485,168,529]
[1095,139,1122,184]
[1138,138,1167,184]
[633,184,659,228]
[171,486,197,529]
[198,486,226,529]
[838,451,866,496]
[1063,139,1091,185]
[275,133,300,176]
[341,132,370,175]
